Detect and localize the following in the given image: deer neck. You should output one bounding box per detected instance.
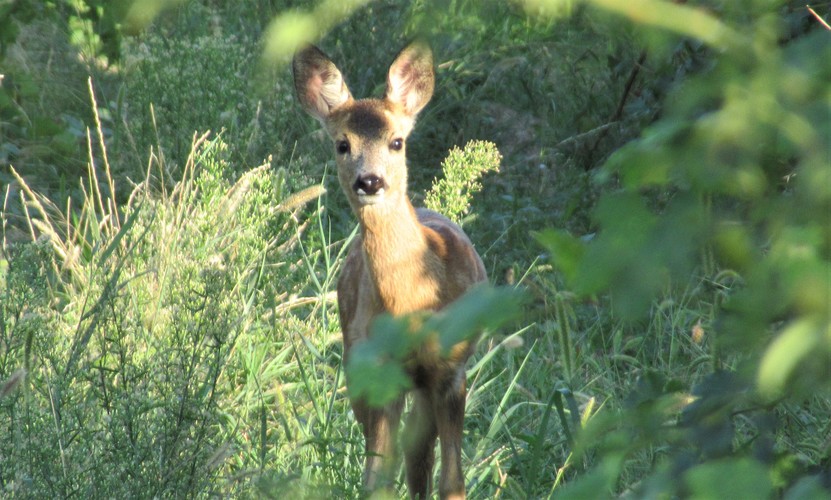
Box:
[357,195,442,315]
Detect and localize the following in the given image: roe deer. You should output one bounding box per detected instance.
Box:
[293,42,486,499]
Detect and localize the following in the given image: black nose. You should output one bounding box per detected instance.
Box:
[353,175,386,195]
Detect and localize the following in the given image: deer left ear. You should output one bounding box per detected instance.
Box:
[385,41,434,116]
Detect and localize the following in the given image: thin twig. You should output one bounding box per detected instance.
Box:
[554,122,619,150]
[807,5,831,30]
[586,50,648,170]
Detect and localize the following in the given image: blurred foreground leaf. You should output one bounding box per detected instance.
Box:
[262,0,373,66]
[757,317,828,400]
[346,285,523,406]
[684,458,772,499]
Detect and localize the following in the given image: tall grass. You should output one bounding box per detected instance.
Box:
[0,73,344,495]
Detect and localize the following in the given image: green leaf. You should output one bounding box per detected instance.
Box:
[586,0,747,52]
[345,350,411,407]
[757,317,824,400]
[344,286,523,406]
[428,285,524,352]
[784,476,829,500]
[553,453,625,499]
[684,458,772,499]
[534,229,584,284]
[573,192,659,318]
[262,0,373,66]
[603,121,686,189]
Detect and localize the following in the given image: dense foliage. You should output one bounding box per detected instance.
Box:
[1,0,828,497]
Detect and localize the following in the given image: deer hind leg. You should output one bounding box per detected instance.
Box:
[404,390,438,499]
[434,372,467,500]
[352,396,404,492]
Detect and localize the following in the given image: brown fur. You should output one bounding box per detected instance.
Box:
[294,42,486,500]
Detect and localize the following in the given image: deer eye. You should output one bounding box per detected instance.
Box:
[336,140,350,155]
[389,138,404,152]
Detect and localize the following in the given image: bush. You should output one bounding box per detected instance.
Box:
[0,131,322,496]
[537,0,831,496]
[424,140,502,224]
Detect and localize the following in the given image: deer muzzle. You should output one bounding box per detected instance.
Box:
[353,174,387,199]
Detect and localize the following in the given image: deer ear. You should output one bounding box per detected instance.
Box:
[293,45,353,122]
[385,41,434,116]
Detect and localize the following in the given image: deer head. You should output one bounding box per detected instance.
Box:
[293,42,434,215]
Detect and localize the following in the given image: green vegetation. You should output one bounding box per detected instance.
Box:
[425,140,502,224]
[2,0,829,498]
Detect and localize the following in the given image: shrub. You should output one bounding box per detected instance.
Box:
[424,140,502,224]
[0,128,322,496]
[537,0,831,496]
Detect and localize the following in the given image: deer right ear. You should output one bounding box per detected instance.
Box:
[293,45,353,122]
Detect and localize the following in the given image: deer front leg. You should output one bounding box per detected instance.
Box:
[352,397,404,492]
[434,373,467,500]
[404,390,438,499]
